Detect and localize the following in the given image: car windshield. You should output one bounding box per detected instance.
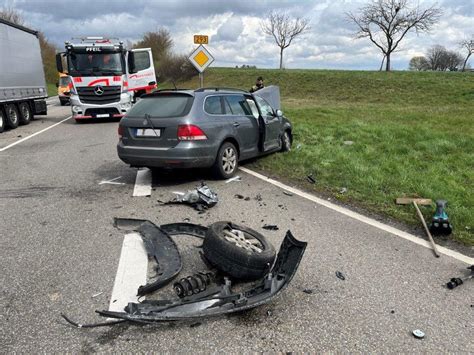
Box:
[127,94,194,118]
[68,52,124,76]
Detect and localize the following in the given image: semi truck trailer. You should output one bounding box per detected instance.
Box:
[0,18,48,133]
[56,37,156,122]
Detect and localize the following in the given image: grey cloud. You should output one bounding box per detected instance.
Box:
[212,15,244,42]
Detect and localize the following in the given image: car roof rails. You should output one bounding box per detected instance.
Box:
[194,87,248,93]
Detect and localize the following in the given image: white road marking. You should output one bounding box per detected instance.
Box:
[240,167,474,265]
[99,176,125,185]
[133,168,152,197]
[0,116,72,152]
[108,232,148,312]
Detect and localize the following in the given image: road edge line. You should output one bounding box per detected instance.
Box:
[240,167,473,264]
[0,116,72,152]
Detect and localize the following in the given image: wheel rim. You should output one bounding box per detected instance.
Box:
[21,105,30,121]
[223,228,264,253]
[8,107,18,124]
[222,147,236,174]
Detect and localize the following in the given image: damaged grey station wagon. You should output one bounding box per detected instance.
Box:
[117,86,292,179]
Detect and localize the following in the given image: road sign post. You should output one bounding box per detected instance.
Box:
[188,43,214,88]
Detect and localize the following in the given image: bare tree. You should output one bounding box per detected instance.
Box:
[261,11,310,69]
[348,0,442,71]
[460,38,473,71]
[0,7,25,25]
[425,45,463,71]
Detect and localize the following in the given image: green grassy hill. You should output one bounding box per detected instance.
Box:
[180,68,474,246]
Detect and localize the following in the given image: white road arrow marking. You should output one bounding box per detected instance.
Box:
[99,176,125,185]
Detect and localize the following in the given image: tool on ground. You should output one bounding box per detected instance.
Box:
[446,265,474,289]
[429,200,452,236]
[395,198,440,258]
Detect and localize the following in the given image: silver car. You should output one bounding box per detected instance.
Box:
[117,86,292,179]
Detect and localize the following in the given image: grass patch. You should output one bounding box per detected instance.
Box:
[180,68,474,246]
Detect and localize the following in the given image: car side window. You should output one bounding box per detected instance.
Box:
[225,95,252,116]
[254,96,274,117]
[204,96,224,114]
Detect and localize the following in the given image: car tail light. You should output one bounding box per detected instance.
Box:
[177,124,207,141]
[118,125,124,138]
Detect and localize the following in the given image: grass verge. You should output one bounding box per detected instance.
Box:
[182,68,474,246]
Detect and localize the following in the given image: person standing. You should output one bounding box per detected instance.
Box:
[250,76,264,92]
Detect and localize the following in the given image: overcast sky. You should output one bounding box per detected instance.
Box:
[2,0,473,70]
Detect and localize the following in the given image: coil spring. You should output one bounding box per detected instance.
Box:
[173,271,215,298]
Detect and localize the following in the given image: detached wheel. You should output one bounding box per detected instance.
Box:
[280,130,291,152]
[203,222,276,280]
[19,102,32,125]
[0,108,5,133]
[5,104,19,129]
[213,142,238,179]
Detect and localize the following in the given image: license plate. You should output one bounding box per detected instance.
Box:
[135,128,161,137]
[96,114,110,118]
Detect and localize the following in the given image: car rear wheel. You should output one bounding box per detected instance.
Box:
[19,102,32,125]
[5,104,19,129]
[0,108,5,133]
[213,142,238,179]
[281,130,291,152]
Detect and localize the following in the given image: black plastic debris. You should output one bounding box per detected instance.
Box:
[283,191,293,196]
[263,224,279,231]
[335,271,345,280]
[234,194,244,199]
[303,289,314,294]
[307,175,316,184]
[165,183,218,211]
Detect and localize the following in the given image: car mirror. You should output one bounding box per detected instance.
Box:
[275,109,283,117]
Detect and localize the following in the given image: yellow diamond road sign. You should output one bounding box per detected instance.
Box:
[189,45,214,73]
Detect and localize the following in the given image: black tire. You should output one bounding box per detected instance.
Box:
[203,221,276,280]
[0,107,5,133]
[280,130,291,152]
[5,104,19,129]
[212,142,238,179]
[18,102,32,125]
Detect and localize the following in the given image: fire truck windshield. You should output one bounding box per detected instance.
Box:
[68,52,124,76]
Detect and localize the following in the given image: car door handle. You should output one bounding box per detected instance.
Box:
[233,122,240,127]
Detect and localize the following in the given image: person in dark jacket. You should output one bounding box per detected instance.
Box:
[250,76,264,93]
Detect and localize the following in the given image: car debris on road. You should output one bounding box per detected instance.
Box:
[162,182,218,212]
[62,218,307,327]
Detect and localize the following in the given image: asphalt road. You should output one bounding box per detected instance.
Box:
[0,99,472,352]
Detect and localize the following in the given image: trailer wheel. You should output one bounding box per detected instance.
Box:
[0,108,5,133]
[19,102,32,125]
[5,104,19,129]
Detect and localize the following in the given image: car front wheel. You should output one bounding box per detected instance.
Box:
[281,130,291,152]
[213,142,238,179]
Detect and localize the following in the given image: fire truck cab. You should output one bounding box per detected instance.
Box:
[56,37,156,122]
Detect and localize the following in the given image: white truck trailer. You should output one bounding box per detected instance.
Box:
[0,18,48,133]
[56,37,156,122]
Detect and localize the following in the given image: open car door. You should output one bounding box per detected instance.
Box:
[253,91,281,152]
[127,48,156,94]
